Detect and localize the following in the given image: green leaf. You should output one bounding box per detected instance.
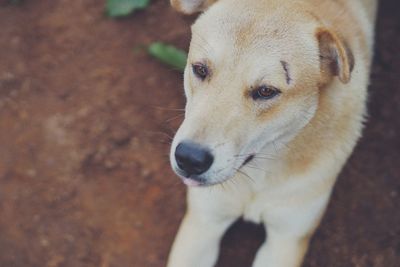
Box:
[148,42,188,71]
[106,0,150,17]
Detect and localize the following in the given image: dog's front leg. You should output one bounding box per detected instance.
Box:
[251,230,310,267]
[167,189,238,267]
[167,212,234,267]
[252,193,331,267]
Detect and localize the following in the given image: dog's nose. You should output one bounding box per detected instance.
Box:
[175,142,214,176]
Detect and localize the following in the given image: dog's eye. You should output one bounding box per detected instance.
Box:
[252,86,281,100]
[192,63,209,80]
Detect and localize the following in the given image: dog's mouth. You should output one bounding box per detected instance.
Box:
[175,154,256,187]
[239,154,255,169]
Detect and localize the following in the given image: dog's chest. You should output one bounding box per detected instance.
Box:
[242,193,269,224]
[237,171,273,224]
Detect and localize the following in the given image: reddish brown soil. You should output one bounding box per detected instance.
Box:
[0,0,399,266]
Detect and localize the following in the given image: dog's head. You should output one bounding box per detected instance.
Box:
[169,0,354,186]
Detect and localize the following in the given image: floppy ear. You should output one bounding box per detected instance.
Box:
[316,28,354,84]
[170,0,218,14]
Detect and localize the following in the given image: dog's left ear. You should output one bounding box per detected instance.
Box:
[316,28,354,84]
[170,0,218,14]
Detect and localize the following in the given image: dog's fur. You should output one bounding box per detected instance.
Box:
[167,0,378,266]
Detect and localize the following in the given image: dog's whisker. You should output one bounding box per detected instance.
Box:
[144,131,174,140]
[158,140,173,146]
[239,154,277,160]
[150,106,185,112]
[165,113,185,123]
[254,155,278,161]
[234,153,277,161]
[235,168,256,184]
[234,152,276,158]
[244,164,270,173]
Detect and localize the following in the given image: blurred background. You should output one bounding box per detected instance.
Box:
[0,0,399,266]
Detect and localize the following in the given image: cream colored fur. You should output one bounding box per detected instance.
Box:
[167,0,378,266]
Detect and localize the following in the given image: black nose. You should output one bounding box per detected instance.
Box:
[175,142,214,176]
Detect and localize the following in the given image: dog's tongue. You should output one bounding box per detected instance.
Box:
[183,178,201,187]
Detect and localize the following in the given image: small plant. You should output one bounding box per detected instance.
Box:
[105,1,188,71]
[106,0,150,17]
[148,42,188,72]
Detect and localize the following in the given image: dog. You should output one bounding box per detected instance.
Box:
[167,0,378,266]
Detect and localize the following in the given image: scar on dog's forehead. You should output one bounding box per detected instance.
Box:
[280,61,292,85]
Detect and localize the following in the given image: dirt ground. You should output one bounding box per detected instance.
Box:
[0,0,398,266]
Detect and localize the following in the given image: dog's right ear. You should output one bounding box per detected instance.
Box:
[170,0,218,14]
[316,28,354,84]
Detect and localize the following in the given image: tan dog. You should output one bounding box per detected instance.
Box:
[167,0,378,266]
